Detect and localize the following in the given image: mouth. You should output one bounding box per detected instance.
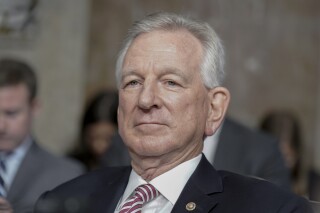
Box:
[134,122,167,134]
[135,122,166,127]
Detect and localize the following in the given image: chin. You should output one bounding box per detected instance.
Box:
[0,138,22,151]
[0,144,15,152]
[131,138,176,157]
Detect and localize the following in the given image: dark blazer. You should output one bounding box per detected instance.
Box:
[34,155,311,213]
[308,170,320,201]
[7,141,85,213]
[213,118,290,189]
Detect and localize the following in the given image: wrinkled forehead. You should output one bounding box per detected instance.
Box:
[124,30,203,65]
[0,83,33,103]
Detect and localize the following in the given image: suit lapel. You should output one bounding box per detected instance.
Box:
[172,155,223,213]
[7,142,39,202]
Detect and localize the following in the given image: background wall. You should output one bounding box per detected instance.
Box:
[0,0,89,154]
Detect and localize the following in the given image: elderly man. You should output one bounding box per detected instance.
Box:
[34,12,311,213]
[0,58,84,213]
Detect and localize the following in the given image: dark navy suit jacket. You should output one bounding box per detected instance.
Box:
[34,155,311,213]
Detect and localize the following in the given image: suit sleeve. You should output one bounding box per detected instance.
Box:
[253,137,291,190]
[33,191,53,213]
[277,195,313,213]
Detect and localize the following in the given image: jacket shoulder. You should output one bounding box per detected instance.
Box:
[31,142,85,175]
[41,166,130,196]
[217,170,312,212]
[34,167,131,213]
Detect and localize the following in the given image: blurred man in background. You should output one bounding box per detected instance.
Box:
[0,58,84,213]
[204,117,290,189]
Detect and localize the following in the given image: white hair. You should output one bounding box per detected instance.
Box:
[115,12,225,89]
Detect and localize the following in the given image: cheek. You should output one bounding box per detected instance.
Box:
[180,97,208,135]
[117,106,127,141]
[118,94,138,130]
[118,95,133,117]
[179,95,207,120]
[11,114,32,134]
[117,107,126,132]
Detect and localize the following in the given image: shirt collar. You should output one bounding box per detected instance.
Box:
[0,136,32,160]
[203,125,222,164]
[122,154,202,205]
[9,136,33,161]
[0,136,33,191]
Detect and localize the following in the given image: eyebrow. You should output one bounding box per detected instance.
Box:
[159,67,193,85]
[121,66,189,80]
[121,70,142,81]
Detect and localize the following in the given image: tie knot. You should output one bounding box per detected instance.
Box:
[119,184,159,213]
[134,184,159,203]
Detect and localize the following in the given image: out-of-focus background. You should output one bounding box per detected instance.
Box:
[0,0,319,177]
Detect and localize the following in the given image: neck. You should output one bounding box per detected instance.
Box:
[130,144,202,181]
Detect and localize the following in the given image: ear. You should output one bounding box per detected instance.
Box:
[205,87,230,136]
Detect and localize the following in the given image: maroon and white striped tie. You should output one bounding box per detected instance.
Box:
[119,184,159,213]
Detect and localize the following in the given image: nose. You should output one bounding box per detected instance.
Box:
[138,83,161,110]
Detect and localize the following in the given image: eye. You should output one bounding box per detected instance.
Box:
[124,80,140,88]
[167,81,176,86]
[129,80,138,86]
[5,110,20,118]
[165,80,179,87]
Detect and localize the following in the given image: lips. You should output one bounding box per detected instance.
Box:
[133,118,169,128]
[133,122,167,134]
[135,122,166,126]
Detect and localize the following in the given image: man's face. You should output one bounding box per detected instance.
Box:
[118,29,213,160]
[0,84,35,151]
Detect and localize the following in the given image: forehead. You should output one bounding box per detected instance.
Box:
[123,29,203,68]
[0,84,30,105]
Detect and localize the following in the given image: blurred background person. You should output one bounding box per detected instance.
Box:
[68,90,128,171]
[100,131,130,168]
[0,58,84,213]
[260,110,320,201]
[204,116,290,189]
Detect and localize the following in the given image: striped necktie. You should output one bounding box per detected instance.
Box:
[119,184,159,213]
[0,158,6,196]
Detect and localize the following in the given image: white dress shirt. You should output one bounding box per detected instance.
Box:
[0,136,32,196]
[115,154,202,213]
[202,125,222,164]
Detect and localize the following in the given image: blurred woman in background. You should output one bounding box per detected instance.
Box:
[260,110,304,195]
[69,90,118,171]
[260,110,320,202]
